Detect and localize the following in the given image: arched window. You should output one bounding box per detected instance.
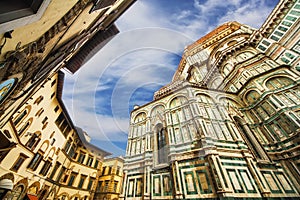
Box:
[155,124,168,164]
[13,106,31,126]
[209,76,223,89]
[227,40,237,47]
[236,51,255,62]
[28,152,43,170]
[35,108,44,117]
[197,94,234,140]
[266,76,294,90]
[4,184,25,200]
[190,67,202,83]
[170,96,188,108]
[18,118,33,136]
[197,94,221,120]
[245,90,260,104]
[151,105,165,118]
[223,63,234,76]
[26,132,41,150]
[39,189,48,200]
[197,94,214,104]
[132,112,147,137]
[0,78,17,103]
[134,112,146,123]
[34,95,44,105]
[28,182,39,195]
[170,96,189,124]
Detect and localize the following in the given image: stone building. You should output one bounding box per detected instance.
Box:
[0,0,136,130]
[121,0,300,199]
[0,71,111,199]
[0,0,135,199]
[95,157,124,200]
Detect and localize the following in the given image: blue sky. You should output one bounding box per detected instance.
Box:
[62,0,279,156]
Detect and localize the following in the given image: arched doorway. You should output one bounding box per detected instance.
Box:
[4,184,25,200]
[154,123,168,165]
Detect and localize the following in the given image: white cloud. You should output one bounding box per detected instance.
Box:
[218,0,277,28]
[63,0,277,155]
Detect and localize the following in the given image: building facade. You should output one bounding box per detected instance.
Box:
[0,71,111,200]
[0,1,135,199]
[0,0,136,130]
[95,157,124,200]
[122,0,300,199]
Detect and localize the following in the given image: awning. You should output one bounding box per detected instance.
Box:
[0,179,13,190]
[26,194,38,200]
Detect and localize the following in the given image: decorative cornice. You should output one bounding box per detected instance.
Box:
[186,21,241,50]
[259,0,294,39]
[154,80,185,100]
[0,0,91,114]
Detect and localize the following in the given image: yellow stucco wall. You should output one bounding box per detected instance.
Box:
[0,0,78,60]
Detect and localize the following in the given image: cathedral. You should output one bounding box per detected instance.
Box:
[121,0,300,199]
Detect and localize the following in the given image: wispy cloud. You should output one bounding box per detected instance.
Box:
[63,0,278,156]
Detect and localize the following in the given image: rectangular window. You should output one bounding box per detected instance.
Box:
[108,166,112,175]
[68,145,76,158]
[51,92,55,99]
[73,152,78,160]
[283,21,293,27]
[113,181,118,192]
[42,116,48,124]
[282,21,292,27]
[64,140,71,153]
[77,152,86,164]
[0,0,44,24]
[87,178,95,190]
[290,112,300,125]
[270,35,279,41]
[257,106,270,119]
[68,172,77,186]
[262,40,270,46]
[258,45,266,51]
[278,26,288,32]
[78,175,86,189]
[116,166,120,176]
[86,156,93,167]
[96,181,103,192]
[51,79,56,87]
[39,160,52,176]
[261,102,276,116]
[11,154,28,172]
[293,43,300,53]
[62,174,69,183]
[27,152,43,170]
[102,166,106,175]
[55,112,64,127]
[54,106,59,112]
[56,167,66,182]
[104,180,109,192]
[286,15,297,21]
[274,31,284,37]
[290,10,300,16]
[63,126,71,137]
[94,159,99,169]
[49,162,61,180]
